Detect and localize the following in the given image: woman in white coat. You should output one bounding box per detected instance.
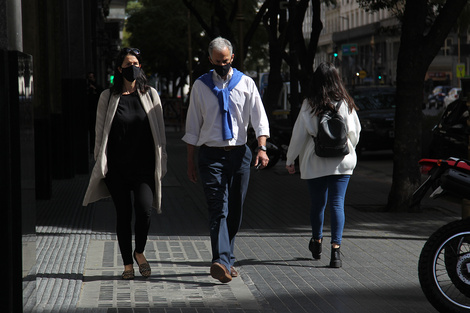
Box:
[83,48,167,279]
[286,62,360,268]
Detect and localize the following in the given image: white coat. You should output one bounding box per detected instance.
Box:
[286,99,361,180]
[82,87,167,212]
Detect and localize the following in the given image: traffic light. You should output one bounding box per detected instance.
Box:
[110,75,114,85]
[377,67,384,83]
[334,52,338,58]
[377,73,384,84]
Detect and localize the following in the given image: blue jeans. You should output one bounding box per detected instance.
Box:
[198,145,252,270]
[307,175,350,245]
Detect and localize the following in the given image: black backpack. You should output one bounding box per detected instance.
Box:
[312,102,349,157]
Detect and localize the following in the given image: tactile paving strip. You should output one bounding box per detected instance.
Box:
[78,240,262,310]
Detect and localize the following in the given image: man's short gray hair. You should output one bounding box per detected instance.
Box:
[208,37,233,58]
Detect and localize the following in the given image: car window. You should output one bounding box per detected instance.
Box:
[432,86,442,94]
[352,90,396,110]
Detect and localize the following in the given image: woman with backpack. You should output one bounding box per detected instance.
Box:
[285,62,361,268]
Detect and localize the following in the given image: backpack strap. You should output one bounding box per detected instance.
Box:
[335,101,343,112]
[148,87,154,103]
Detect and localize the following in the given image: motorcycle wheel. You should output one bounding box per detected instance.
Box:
[418,219,470,313]
[444,236,470,298]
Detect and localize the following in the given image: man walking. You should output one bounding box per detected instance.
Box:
[183,37,270,283]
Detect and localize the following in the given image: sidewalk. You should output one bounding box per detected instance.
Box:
[24,131,461,313]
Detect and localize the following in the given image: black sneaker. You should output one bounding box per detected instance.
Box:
[308,238,322,259]
[330,246,342,268]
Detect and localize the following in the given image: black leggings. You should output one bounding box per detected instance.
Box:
[105,171,155,265]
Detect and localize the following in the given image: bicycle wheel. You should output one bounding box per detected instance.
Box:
[418,219,470,313]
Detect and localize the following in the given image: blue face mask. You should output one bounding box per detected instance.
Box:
[122,65,141,82]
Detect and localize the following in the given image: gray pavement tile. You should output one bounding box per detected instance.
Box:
[78,240,264,312]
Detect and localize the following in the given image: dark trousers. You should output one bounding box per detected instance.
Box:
[198,145,252,270]
[105,170,155,265]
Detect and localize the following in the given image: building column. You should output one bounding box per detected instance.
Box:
[0,0,36,312]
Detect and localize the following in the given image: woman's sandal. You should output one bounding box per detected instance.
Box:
[134,251,151,278]
[121,268,135,280]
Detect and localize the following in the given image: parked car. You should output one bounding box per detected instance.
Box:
[428,85,452,109]
[349,87,396,155]
[443,87,461,108]
[429,97,469,159]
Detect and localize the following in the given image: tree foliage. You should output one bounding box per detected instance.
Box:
[125,0,192,96]
[261,0,331,121]
[125,0,269,98]
[125,0,330,120]
[181,0,270,74]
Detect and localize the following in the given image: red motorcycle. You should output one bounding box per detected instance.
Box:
[412,157,470,312]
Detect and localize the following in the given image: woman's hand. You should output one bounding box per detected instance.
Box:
[286,164,296,174]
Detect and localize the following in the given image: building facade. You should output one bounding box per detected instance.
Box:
[304,0,466,89]
[305,1,398,86]
[1,0,127,311]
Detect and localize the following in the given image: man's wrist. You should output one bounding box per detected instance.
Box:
[257,145,267,152]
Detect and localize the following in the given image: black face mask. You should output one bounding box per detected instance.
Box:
[214,63,231,77]
[122,65,141,82]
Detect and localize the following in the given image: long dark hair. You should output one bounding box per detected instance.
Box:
[110,48,149,95]
[307,62,357,115]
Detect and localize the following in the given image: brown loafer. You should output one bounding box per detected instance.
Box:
[137,261,151,278]
[121,269,135,280]
[134,251,151,278]
[230,266,238,277]
[210,262,232,283]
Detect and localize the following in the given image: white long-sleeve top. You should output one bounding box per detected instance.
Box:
[182,69,270,147]
[286,99,361,179]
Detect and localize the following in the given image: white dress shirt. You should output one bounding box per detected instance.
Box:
[182,69,270,147]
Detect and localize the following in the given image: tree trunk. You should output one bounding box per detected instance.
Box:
[243,0,270,62]
[387,0,468,212]
[387,66,424,211]
[278,0,322,124]
[287,0,303,124]
[263,0,284,117]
